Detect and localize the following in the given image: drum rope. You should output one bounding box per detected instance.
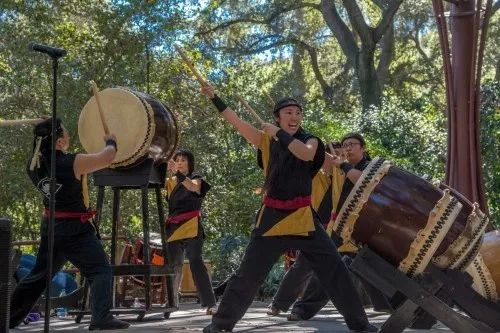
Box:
[403,196,460,277]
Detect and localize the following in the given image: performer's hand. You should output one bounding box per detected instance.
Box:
[323,152,335,172]
[262,122,279,137]
[167,159,176,173]
[331,155,343,168]
[201,85,216,99]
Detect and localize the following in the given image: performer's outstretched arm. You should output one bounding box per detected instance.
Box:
[331,155,363,183]
[74,133,117,178]
[261,122,318,161]
[201,84,262,149]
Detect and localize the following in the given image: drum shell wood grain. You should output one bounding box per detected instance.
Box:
[479,231,500,293]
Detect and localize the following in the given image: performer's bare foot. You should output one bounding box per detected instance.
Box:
[206,306,218,315]
[266,305,281,316]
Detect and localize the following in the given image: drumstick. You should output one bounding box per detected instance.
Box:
[236,95,264,125]
[89,81,110,135]
[174,45,208,86]
[327,142,335,155]
[0,118,47,127]
[263,91,275,107]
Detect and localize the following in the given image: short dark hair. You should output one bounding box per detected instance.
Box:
[273,97,302,116]
[173,148,195,174]
[341,132,366,148]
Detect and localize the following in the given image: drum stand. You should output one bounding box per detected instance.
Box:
[350,247,500,333]
[70,158,176,322]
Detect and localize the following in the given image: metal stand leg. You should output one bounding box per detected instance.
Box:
[141,186,151,310]
[155,186,173,308]
[111,187,120,308]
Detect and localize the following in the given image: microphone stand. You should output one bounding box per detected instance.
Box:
[45,56,58,333]
[30,43,65,333]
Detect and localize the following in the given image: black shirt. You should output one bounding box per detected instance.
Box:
[35,151,87,212]
[258,129,325,201]
[165,173,210,217]
[336,155,371,213]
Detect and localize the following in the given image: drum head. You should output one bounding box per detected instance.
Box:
[79,88,155,168]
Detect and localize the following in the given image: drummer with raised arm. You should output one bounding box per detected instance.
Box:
[9,118,130,331]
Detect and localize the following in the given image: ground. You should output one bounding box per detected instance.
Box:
[10,301,452,332]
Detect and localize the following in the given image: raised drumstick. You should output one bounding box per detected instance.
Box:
[236,95,264,125]
[89,81,110,135]
[263,91,275,107]
[174,45,208,86]
[328,142,335,156]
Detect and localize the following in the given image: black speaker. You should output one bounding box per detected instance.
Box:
[0,217,12,333]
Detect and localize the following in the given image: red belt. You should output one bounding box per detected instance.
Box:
[330,212,338,221]
[263,195,311,210]
[43,209,96,223]
[166,210,200,224]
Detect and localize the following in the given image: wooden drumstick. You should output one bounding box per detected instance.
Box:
[0,118,48,127]
[327,142,335,156]
[263,91,275,107]
[174,45,208,86]
[89,81,110,135]
[236,95,264,125]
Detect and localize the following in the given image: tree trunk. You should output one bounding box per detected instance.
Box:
[357,48,382,111]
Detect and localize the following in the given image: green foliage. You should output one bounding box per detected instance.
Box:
[480,82,500,227]
[361,96,447,179]
[1,1,498,285]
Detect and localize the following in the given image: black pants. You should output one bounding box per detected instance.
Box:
[211,221,369,331]
[167,233,216,308]
[10,222,113,327]
[292,255,392,319]
[270,251,313,312]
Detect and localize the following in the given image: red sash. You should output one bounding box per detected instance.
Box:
[43,208,96,223]
[166,210,200,224]
[263,195,311,210]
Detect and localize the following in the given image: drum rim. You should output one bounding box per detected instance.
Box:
[111,87,156,168]
[467,253,498,301]
[333,157,393,244]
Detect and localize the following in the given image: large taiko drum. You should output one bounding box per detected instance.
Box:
[332,157,489,277]
[78,87,178,168]
[466,231,500,302]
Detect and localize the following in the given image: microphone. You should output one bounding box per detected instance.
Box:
[29,43,67,58]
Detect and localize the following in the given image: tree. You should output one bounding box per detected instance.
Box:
[196,0,402,112]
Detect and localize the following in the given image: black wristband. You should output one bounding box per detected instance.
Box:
[210,94,228,113]
[105,139,117,151]
[340,162,353,174]
[276,129,294,148]
[175,171,187,183]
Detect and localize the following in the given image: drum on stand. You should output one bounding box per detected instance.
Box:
[332,157,489,278]
[78,87,178,168]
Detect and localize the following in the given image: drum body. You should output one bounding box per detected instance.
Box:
[467,231,500,302]
[79,87,178,168]
[333,157,488,277]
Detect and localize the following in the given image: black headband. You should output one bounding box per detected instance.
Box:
[273,98,302,115]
